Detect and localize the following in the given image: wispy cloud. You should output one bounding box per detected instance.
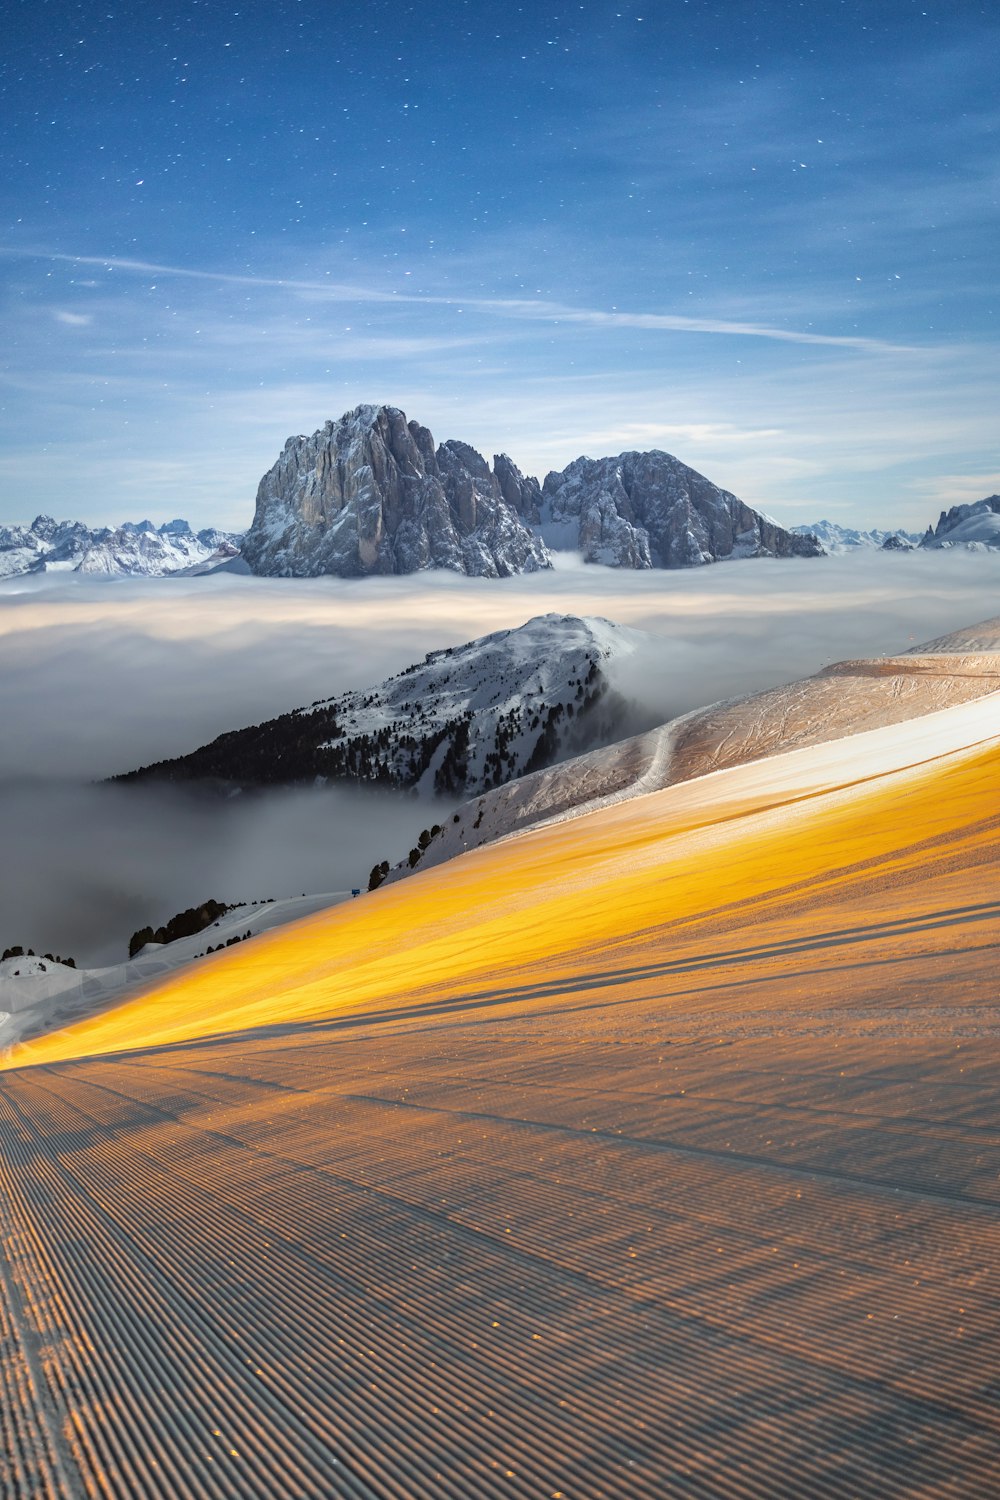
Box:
[53,309,93,327]
[0,245,913,352]
[909,472,1000,511]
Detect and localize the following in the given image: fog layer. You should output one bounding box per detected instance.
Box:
[0,780,431,967]
[2,551,997,965]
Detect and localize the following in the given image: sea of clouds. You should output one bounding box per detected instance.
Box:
[2,549,998,966]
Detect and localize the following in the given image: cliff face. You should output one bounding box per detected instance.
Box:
[537,450,823,567]
[241,405,550,578]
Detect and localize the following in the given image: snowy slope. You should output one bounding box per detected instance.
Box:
[118,614,652,799]
[913,617,1000,652]
[13,680,1000,1068]
[9,618,1000,1055]
[0,890,354,1051]
[4,659,1000,1498]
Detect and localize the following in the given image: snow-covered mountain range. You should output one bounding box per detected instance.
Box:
[794,501,1000,555]
[116,614,653,798]
[791,519,920,552]
[242,403,821,576]
[0,515,243,578]
[921,494,1000,550]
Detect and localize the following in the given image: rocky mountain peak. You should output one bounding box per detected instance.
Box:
[241,404,551,579]
[239,403,828,575]
[535,448,821,567]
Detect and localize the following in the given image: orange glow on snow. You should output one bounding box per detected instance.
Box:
[9,713,1000,1069]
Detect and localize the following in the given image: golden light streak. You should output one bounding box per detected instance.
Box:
[9,707,1000,1070]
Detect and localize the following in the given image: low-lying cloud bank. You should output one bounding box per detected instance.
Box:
[2,549,998,964]
[0,779,433,968]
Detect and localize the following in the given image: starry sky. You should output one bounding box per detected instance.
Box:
[1,0,996,531]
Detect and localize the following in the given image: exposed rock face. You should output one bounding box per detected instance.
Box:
[493,452,543,525]
[536,451,822,567]
[921,495,1000,550]
[241,404,551,578]
[0,516,242,579]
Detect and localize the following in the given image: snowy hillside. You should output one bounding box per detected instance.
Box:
[117,613,650,799]
[12,611,1000,1046]
[0,514,243,578]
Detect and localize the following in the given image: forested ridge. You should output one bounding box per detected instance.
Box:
[113,648,618,799]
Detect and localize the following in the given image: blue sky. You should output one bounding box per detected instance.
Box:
[1,0,996,531]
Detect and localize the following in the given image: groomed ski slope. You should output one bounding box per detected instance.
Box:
[2,691,1000,1497]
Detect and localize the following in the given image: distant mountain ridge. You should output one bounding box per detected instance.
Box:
[0,515,242,579]
[792,520,920,553]
[242,403,821,576]
[794,499,1000,555]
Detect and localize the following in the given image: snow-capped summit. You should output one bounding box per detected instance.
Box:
[921,495,1000,550]
[241,404,550,578]
[0,515,243,578]
[117,613,654,799]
